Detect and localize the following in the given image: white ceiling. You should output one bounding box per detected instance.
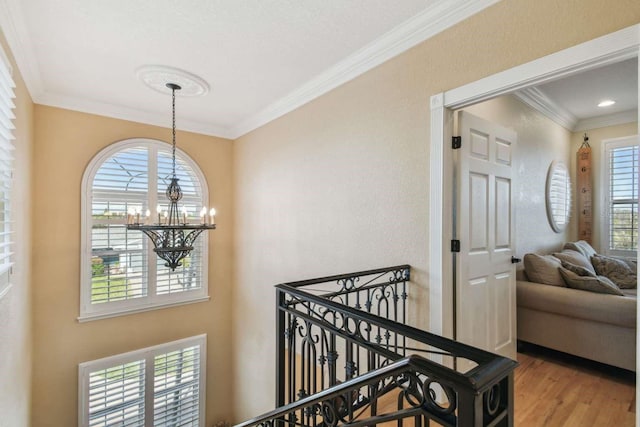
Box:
[515,58,638,132]
[0,0,500,138]
[5,0,632,138]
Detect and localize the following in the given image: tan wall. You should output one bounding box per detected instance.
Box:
[232,0,640,421]
[0,30,34,427]
[570,122,639,252]
[462,95,574,260]
[31,106,234,427]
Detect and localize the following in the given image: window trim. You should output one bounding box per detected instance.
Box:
[78,334,207,427]
[600,135,639,257]
[0,44,15,300]
[79,138,210,321]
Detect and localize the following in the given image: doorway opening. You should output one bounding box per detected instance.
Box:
[428,23,639,343]
[428,21,639,419]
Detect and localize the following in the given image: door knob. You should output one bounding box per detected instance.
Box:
[511,256,522,264]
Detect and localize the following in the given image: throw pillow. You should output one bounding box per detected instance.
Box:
[523,253,565,287]
[558,268,624,296]
[591,254,637,289]
[560,260,595,277]
[563,240,597,259]
[553,250,596,275]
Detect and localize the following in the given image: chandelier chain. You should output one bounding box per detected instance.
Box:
[171,86,177,177]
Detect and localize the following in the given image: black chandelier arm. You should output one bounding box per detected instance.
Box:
[127,225,215,270]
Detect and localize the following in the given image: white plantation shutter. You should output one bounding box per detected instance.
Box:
[153,345,202,426]
[91,147,149,304]
[86,360,146,427]
[603,137,639,256]
[81,139,209,320]
[0,50,15,297]
[79,335,206,427]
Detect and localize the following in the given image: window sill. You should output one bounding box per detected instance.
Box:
[77,295,211,323]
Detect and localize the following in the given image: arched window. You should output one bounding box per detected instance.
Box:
[80,139,209,320]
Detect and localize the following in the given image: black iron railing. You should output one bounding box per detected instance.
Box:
[239,265,517,427]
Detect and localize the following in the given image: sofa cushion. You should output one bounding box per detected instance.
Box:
[563,240,598,259]
[517,280,636,328]
[523,253,565,287]
[553,250,596,275]
[560,260,595,277]
[591,254,637,289]
[559,268,624,296]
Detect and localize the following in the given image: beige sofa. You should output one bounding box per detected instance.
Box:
[517,280,636,371]
[517,241,637,371]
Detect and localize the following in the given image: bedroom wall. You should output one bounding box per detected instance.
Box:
[462,95,574,260]
[0,29,34,427]
[31,106,234,427]
[570,121,639,253]
[232,0,640,421]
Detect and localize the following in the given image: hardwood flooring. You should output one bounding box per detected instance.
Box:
[515,345,636,426]
[289,345,635,426]
[365,345,635,426]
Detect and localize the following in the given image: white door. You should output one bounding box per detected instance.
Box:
[456,111,517,361]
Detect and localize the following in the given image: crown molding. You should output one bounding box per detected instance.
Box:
[229,0,501,138]
[514,87,637,132]
[0,0,44,95]
[36,91,235,139]
[514,87,578,130]
[1,0,500,140]
[574,109,638,132]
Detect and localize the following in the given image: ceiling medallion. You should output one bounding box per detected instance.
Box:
[136,65,210,97]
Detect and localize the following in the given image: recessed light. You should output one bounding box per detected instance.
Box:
[597,100,616,107]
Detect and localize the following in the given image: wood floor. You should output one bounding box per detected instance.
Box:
[368,345,635,426]
[514,345,636,426]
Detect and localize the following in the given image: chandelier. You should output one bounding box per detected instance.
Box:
[127,83,216,270]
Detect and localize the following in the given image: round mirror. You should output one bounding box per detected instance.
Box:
[546,161,572,233]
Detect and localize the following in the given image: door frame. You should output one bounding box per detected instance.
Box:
[428,24,640,342]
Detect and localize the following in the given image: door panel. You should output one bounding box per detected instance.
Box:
[470,173,489,250]
[493,272,512,350]
[495,178,511,248]
[456,111,517,361]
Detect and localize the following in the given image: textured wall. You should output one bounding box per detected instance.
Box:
[31,106,234,427]
[232,0,640,421]
[0,29,34,427]
[462,95,574,259]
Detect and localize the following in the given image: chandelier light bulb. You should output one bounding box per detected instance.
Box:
[209,208,216,225]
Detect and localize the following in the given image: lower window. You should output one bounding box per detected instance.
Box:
[78,335,206,427]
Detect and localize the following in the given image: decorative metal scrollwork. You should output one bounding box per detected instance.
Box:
[337,276,359,292]
[321,401,339,427]
[484,383,501,416]
[400,373,426,408]
[422,380,457,416]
